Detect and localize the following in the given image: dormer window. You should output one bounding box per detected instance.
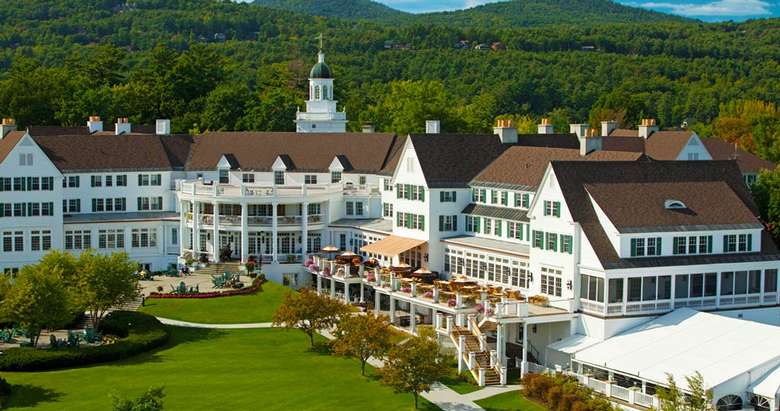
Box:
[218,169,229,184]
[664,199,687,209]
[274,171,285,185]
[331,171,342,183]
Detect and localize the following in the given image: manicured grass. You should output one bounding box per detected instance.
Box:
[475,391,548,411]
[2,327,440,410]
[439,358,482,394]
[139,280,288,324]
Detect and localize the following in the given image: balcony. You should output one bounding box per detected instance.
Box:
[178,181,345,199]
[192,214,324,227]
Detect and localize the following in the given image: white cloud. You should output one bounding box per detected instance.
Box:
[640,0,772,17]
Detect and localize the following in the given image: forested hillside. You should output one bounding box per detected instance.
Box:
[253,0,408,20]
[0,0,779,162]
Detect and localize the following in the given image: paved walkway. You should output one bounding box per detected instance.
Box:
[155,316,524,411]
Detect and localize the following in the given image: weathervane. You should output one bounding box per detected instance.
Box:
[315,33,324,50]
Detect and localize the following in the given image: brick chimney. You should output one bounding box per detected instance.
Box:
[638,118,659,139]
[156,119,171,135]
[538,118,554,134]
[579,128,602,156]
[362,124,375,134]
[115,117,131,135]
[425,120,440,134]
[569,123,589,139]
[494,119,517,144]
[601,120,617,137]
[0,118,16,139]
[87,116,103,133]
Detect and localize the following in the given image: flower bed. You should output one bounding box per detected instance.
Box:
[147,277,265,299]
[0,311,169,372]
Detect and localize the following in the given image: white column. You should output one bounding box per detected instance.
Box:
[317,275,322,293]
[272,201,278,263]
[389,297,396,323]
[301,202,309,262]
[330,277,335,297]
[212,202,220,262]
[241,203,249,263]
[410,303,416,334]
[179,200,186,255]
[374,291,381,314]
[345,283,351,303]
[192,201,200,256]
[521,322,528,376]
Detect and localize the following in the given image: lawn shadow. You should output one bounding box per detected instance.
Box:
[5,383,64,408]
[308,340,333,356]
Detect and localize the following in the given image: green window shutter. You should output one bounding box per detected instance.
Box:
[567,236,573,254]
[522,193,529,208]
[453,216,458,231]
[474,217,481,232]
[553,234,558,252]
[748,233,753,251]
[673,237,680,255]
[419,187,425,202]
[630,239,637,257]
[519,223,524,241]
[723,235,729,252]
[440,191,444,202]
[453,191,457,202]
[472,189,477,202]
[656,237,663,255]
[543,201,549,216]
[706,236,712,254]
[553,202,561,217]
[396,184,402,199]
[439,215,444,232]
[419,215,424,230]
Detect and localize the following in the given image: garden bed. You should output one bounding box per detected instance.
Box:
[147,277,264,299]
[0,311,169,372]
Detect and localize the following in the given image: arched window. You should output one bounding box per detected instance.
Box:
[322,85,329,100]
[716,395,743,411]
[314,85,320,100]
[750,394,771,411]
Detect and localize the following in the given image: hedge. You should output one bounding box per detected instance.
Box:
[0,311,169,372]
[521,373,618,411]
[147,276,265,299]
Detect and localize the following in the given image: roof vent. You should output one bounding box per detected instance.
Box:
[664,199,687,209]
[156,119,171,135]
[425,120,440,134]
[0,118,17,138]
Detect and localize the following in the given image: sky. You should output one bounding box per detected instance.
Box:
[377,0,780,21]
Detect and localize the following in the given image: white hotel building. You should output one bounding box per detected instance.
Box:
[2,50,780,410]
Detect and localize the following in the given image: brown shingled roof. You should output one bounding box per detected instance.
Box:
[585,181,759,231]
[551,160,769,268]
[644,130,695,160]
[702,138,775,174]
[0,131,26,164]
[32,134,191,172]
[185,132,400,173]
[408,134,508,188]
[608,128,638,137]
[471,146,642,189]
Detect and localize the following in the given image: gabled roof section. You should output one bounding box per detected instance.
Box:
[334,154,352,172]
[408,134,508,188]
[31,134,191,172]
[461,203,529,222]
[219,154,240,169]
[515,133,580,149]
[0,131,27,164]
[607,128,638,137]
[470,146,643,190]
[644,130,696,160]
[702,138,776,174]
[551,160,770,267]
[186,132,399,173]
[273,154,295,170]
[584,181,760,232]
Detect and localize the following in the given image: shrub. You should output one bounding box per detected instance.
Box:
[0,311,169,371]
[0,377,10,406]
[521,373,619,411]
[147,277,264,299]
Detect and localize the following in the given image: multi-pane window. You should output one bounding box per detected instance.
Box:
[304,175,317,184]
[274,171,285,185]
[631,237,662,257]
[65,230,91,250]
[543,200,561,217]
[91,175,102,187]
[242,173,255,183]
[507,222,523,240]
[723,234,754,253]
[500,191,508,206]
[396,212,425,231]
[465,216,481,233]
[116,175,127,186]
[138,174,162,186]
[483,218,492,235]
[64,176,80,188]
[29,230,51,252]
[439,215,457,232]
[131,228,157,248]
[331,171,342,183]
[355,202,364,216]
[541,267,562,297]
[383,179,393,191]
[673,235,713,255]
[490,190,498,204]
[359,176,366,185]
[627,275,672,301]
[440,191,457,202]
[137,197,163,211]
[532,230,544,249]
[720,270,762,295]
[307,203,321,216]
[1,202,53,217]
[472,188,486,203]
[383,203,393,217]
[580,274,605,303]
[675,273,718,299]
[346,201,354,216]
[397,184,425,201]
[545,232,558,251]
[561,235,573,254]
[105,175,113,187]
[98,229,125,249]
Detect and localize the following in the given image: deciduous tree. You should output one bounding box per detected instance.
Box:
[332,312,393,375]
[112,386,165,411]
[380,328,447,409]
[76,251,140,329]
[272,289,348,347]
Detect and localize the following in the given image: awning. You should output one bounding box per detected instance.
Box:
[360,235,426,257]
[547,334,601,355]
[750,363,780,399]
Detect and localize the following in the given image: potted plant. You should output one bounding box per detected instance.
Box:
[246,261,256,273]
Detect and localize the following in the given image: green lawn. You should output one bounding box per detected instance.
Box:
[1,327,440,410]
[438,356,482,395]
[475,391,548,411]
[139,280,288,324]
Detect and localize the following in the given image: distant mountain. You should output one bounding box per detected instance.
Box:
[417,0,690,27]
[253,0,409,20]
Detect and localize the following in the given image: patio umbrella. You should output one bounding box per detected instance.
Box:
[413,268,432,274]
[340,251,356,257]
[322,245,338,259]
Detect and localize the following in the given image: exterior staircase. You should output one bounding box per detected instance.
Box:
[192,262,242,276]
[449,316,506,387]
